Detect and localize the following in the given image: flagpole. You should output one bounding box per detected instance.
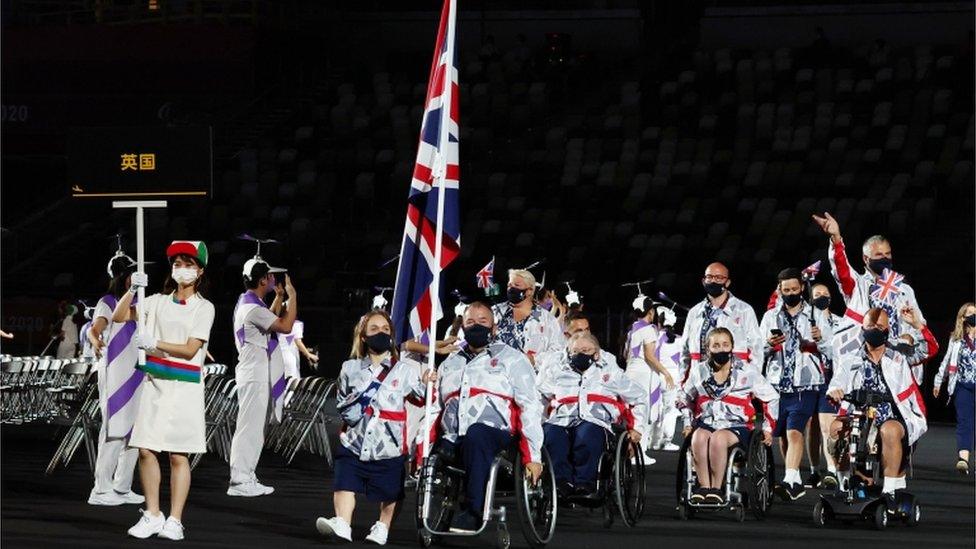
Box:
[422,0,456,462]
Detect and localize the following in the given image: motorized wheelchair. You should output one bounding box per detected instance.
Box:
[675,417,775,522]
[415,438,558,549]
[813,389,921,530]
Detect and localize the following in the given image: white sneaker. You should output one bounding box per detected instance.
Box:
[157,517,185,541]
[88,490,125,506]
[117,491,146,504]
[630,456,656,466]
[316,516,353,542]
[127,509,165,538]
[365,521,389,545]
[227,481,275,497]
[662,442,681,452]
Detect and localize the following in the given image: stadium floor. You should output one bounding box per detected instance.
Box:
[2,424,973,549]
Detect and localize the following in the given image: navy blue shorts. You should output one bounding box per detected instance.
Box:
[774,390,820,437]
[816,384,838,414]
[695,421,752,446]
[334,445,406,502]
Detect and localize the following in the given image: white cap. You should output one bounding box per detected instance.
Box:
[657,305,677,327]
[565,290,581,307]
[631,294,647,312]
[243,258,286,280]
[105,252,137,279]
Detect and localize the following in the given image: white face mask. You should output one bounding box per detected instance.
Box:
[172,266,199,285]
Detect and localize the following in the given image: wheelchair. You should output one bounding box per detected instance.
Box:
[415,440,558,549]
[560,426,646,529]
[675,420,775,522]
[813,389,920,530]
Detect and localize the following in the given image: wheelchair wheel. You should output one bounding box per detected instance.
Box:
[613,431,645,527]
[674,432,694,505]
[812,499,830,527]
[873,503,888,530]
[905,500,921,527]
[415,454,457,547]
[515,447,557,548]
[746,430,774,520]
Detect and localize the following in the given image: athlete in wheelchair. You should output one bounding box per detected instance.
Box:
[537,333,647,528]
[416,302,557,549]
[675,327,779,521]
[816,307,929,529]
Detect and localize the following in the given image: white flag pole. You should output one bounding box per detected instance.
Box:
[422,0,457,462]
[112,200,167,366]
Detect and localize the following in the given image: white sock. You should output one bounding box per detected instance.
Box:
[827,463,837,474]
[882,476,899,494]
[836,470,851,490]
[893,476,906,490]
[783,468,801,485]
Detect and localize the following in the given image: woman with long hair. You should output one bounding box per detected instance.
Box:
[316,310,426,546]
[112,241,215,541]
[934,302,976,475]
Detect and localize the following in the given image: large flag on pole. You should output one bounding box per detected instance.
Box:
[391,0,461,344]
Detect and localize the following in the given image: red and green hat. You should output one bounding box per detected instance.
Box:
[166,240,208,267]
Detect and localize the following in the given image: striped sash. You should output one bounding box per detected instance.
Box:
[137,355,202,383]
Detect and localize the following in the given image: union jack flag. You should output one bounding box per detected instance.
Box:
[391,0,461,344]
[870,268,904,304]
[476,257,495,289]
[802,260,822,280]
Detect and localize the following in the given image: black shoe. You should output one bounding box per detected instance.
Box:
[775,482,806,501]
[556,481,574,499]
[804,471,821,489]
[449,511,481,534]
[689,487,706,504]
[572,484,602,500]
[704,489,725,504]
[818,472,838,489]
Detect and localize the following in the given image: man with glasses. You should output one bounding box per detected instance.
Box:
[681,263,763,381]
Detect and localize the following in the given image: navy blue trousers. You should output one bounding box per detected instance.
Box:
[956,383,975,452]
[543,422,607,490]
[441,423,514,515]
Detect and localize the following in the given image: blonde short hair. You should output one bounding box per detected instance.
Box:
[508,269,536,288]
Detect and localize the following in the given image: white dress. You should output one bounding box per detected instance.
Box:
[128,293,215,454]
[56,316,79,358]
[278,319,304,379]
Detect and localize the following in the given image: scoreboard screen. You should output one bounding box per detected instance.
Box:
[68,126,212,199]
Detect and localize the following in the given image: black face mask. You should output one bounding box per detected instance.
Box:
[710,351,732,367]
[703,282,726,298]
[812,296,831,310]
[965,314,976,328]
[570,353,595,372]
[782,293,803,307]
[862,328,889,348]
[464,323,492,349]
[364,333,392,354]
[867,257,893,275]
[507,287,528,305]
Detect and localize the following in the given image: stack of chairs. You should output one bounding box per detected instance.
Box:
[45,361,100,475]
[265,376,339,467]
[2,356,96,426]
[191,369,238,469]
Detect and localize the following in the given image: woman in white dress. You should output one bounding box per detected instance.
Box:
[112,241,215,542]
[55,303,80,358]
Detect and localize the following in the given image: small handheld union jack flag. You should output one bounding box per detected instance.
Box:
[476,257,495,289]
[870,268,904,304]
[802,260,822,280]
